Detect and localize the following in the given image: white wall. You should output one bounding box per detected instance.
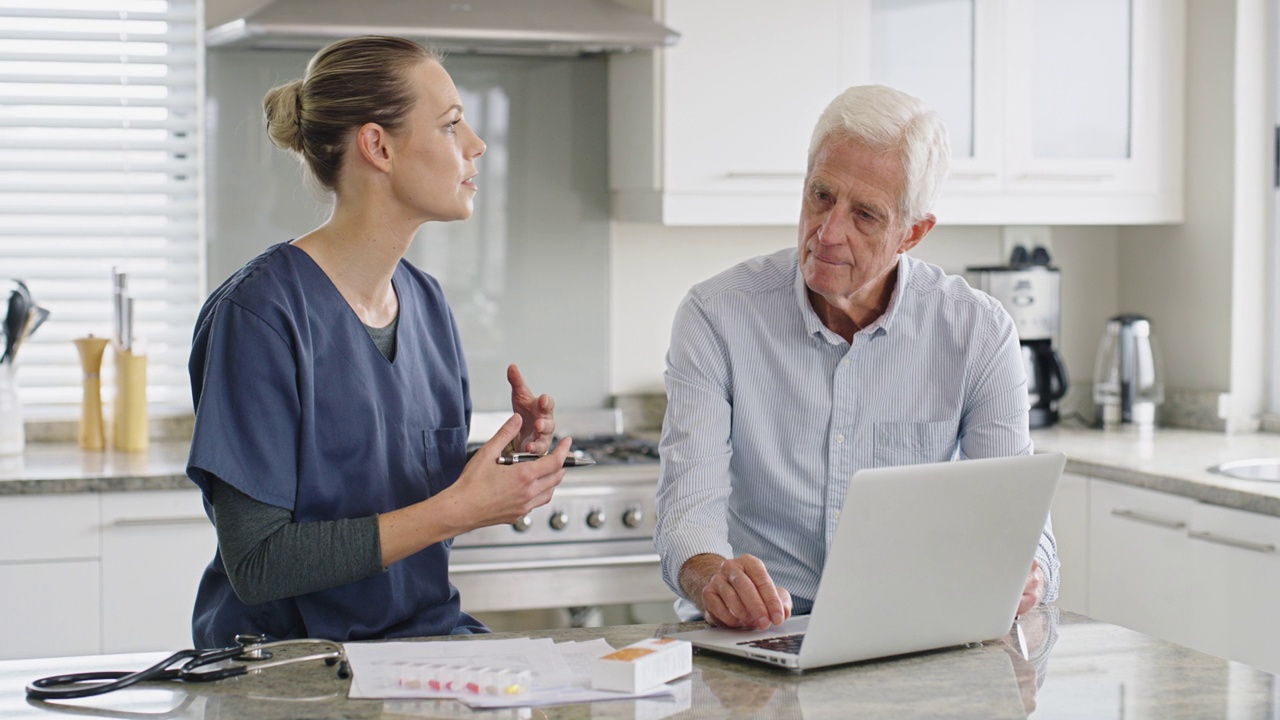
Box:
[609,223,791,394]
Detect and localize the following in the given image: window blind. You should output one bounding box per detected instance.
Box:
[0,0,202,420]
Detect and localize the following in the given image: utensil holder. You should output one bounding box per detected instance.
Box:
[73,336,109,451]
[112,349,148,452]
[0,362,22,456]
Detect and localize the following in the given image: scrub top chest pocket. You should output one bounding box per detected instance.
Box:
[423,427,469,496]
[873,420,956,467]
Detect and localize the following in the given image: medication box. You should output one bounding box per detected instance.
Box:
[591,637,692,693]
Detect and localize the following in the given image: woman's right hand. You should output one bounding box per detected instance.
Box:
[446,414,571,531]
[377,414,570,566]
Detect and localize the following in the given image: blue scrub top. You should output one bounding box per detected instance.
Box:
[186,242,483,647]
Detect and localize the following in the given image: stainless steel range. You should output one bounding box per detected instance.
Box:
[449,410,672,621]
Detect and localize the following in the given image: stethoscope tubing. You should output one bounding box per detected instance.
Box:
[25,639,347,701]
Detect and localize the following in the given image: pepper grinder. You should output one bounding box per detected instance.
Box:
[73,335,109,451]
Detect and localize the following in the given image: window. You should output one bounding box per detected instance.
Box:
[0,0,202,420]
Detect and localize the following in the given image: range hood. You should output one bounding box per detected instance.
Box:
[207,0,679,55]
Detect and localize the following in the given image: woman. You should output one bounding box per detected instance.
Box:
[186,36,571,648]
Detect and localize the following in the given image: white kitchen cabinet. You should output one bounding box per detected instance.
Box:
[0,489,216,659]
[610,0,1184,226]
[0,494,100,660]
[1049,472,1089,615]
[101,490,216,653]
[981,0,1185,224]
[1087,479,1201,650]
[610,0,841,225]
[1186,502,1280,675]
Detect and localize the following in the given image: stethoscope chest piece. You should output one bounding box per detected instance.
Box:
[232,633,273,661]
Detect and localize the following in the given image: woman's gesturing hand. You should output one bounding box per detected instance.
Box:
[507,364,555,455]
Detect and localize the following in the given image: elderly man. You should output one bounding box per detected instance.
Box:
[655,84,1058,630]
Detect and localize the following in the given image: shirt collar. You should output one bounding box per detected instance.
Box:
[794,252,913,342]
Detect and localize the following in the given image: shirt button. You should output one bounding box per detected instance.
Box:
[841,359,850,367]
[833,510,842,519]
[835,434,844,443]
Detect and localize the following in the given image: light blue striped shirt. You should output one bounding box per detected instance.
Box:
[656,247,1058,620]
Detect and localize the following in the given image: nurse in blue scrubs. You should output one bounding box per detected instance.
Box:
[185,36,573,648]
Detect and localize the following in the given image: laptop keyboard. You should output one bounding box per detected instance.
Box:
[738,633,805,654]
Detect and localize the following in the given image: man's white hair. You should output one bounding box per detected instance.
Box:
[806,85,951,224]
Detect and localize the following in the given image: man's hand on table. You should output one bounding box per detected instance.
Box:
[680,553,793,630]
[1017,559,1046,616]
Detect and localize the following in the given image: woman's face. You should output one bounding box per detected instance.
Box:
[387,60,486,222]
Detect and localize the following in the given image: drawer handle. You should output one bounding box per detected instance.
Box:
[112,516,208,527]
[948,171,999,180]
[1189,530,1277,555]
[1110,509,1186,530]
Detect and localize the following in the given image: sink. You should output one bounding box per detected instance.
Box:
[1208,458,1280,482]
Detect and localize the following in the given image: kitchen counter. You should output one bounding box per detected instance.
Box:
[3,607,1277,719]
[8,423,1280,518]
[1032,420,1280,516]
[0,440,190,495]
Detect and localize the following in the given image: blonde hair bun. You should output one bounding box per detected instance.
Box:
[263,79,306,153]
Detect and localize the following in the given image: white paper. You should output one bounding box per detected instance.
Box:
[459,683,672,708]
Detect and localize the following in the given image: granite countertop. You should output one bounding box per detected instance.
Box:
[0,440,190,495]
[1031,420,1280,516]
[3,608,1277,719]
[8,424,1280,518]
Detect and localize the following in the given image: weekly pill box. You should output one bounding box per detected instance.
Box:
[591,637,692,693]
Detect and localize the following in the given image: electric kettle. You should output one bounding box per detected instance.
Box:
[1092,314,1163,429]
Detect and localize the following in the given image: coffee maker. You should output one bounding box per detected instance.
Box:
[967,250,1069,428]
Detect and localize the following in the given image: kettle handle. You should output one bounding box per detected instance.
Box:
[1046,349,1069,401]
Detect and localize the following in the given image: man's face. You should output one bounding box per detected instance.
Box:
[797,136,931,309]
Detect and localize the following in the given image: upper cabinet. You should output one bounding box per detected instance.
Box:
[609,0,1185,226]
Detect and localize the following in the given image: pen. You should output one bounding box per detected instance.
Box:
[496,452,595,467]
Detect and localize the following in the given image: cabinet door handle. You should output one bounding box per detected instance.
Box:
[1188,530,1277,555]
[1110,508,1187,530]
[722,171,805,179]
[112,516,208,527]
[948,171,999,180]
[1016,173,1115,182]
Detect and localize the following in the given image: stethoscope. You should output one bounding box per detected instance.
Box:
[26,634,351,701]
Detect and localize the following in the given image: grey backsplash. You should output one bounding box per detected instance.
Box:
[206,50,611,413]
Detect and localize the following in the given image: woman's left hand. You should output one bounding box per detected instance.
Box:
[508,364,555,454]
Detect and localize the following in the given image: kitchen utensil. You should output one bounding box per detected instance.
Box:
[26,305,50,339]
[73,336,110,451]
[113,348,149,452]
[2,287,29,364]
[1093,314,1163,429]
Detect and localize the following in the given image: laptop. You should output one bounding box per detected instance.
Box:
[667,452,1066,671]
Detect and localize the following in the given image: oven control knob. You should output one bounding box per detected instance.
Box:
[549,510,569,530]
[586,509,606,529]
[512,514,532,532]
[622,506,644,528]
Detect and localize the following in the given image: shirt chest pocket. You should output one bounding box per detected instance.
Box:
[423,427,468,495]
[873,420,956,467]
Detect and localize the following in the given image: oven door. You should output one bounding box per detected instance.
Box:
[449,540,672,613]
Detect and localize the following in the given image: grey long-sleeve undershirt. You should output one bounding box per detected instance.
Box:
[208,479,385,606]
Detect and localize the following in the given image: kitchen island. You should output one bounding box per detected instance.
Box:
[3,607,1276,719]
